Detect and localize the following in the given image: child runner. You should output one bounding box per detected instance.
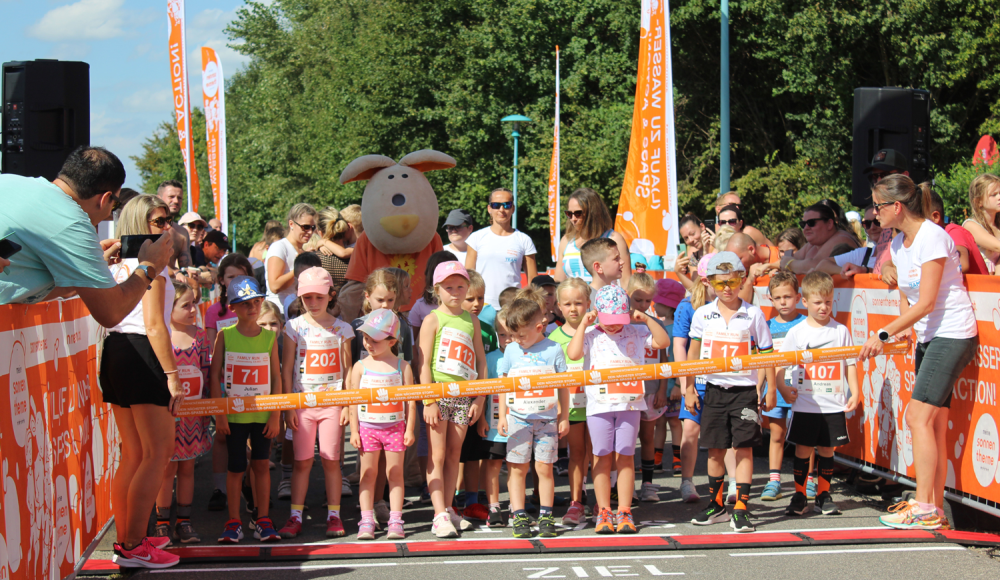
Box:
[580,237,624,302]
[760,270,806,502]
[419,261,487,537]
[567,285,670,534]
[498,299,569,538]
[278,267,354,539]
[210,276,282,543]
[480,310,513,527]
[549,277,591,525]
[349,309,417,539]
[686,252,776,533]
[778,272,859,516]
[154,281,212,545]
[256,301,294,501]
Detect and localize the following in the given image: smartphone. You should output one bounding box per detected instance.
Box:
[120,234,162,260]
[678,243,687,254]
[0,236,22,260]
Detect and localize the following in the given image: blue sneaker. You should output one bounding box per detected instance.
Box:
[218,519,243,544]
[761,480,783,501]
[254,516,281,542]
[806,479,817,500]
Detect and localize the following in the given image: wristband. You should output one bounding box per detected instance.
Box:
[164,369,178,375]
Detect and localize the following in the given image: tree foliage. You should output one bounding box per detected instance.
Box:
[132,0,1000,253]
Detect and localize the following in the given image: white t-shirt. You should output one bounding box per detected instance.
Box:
[834,246,878,270]
[265,238,299,313]
[108,259,174,335]
[581,324,650,415]
[444,244,468,267]
[688,299,773,387]
[284,316,355,392]
[778,319,854,414]
[890,221,977,343]
[467,227,537,308]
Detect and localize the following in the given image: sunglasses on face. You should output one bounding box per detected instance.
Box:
[489,201,514,210]
[444,225,466,233]
[862,218,880,229]
[710,278,743,291]
[187,223,205,231]
[800,217,831,228]
[149,216,170,228]
[565,210,584,219]
[293,220,317,233]
[872,200,895,212]
[110,191,122,212]
[717,218,741,227]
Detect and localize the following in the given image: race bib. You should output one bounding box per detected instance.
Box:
[357,371,405,423]
[225,352,270,397]
[298,334,343,390]
[798,361,843,396]
[567,361,586,409]
[506,365,557,415]
[594,355,643,405]
[772,337,796,385]
[644,344,660,366]
[489,394,502,431]
[701,328,751,377]
[178,365,203,400]
[216,317,237,332]
[436,326,477,379]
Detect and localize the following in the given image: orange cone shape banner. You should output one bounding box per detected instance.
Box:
[168,0,200,213]
[547,46,561,260]
[615,0,679,261]
[201,47,228,233]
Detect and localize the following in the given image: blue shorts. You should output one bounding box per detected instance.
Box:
[761,382,791,420]
[679,383,707,424]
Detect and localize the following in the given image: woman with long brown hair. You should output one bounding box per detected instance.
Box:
[553,187,631,288]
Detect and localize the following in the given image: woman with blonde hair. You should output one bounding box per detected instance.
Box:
[962,173,1000,273]
[553,187,632,288]
[265,203,317,312]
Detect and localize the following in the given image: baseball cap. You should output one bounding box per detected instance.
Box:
[863,149,908,174]
[358,308,401,341]
[653,279,685,308]
[531,274,557,288]
[297,266,333,296]
[178,212,207,226]
[443,209,473,228]
[228,276,265,305]
[433,261,469,285]
[705,251,746,277]
[696,253,717,279]
[203,229,230,250]
[594,284,631,326]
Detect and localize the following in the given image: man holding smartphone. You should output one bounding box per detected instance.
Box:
[0,146,172,328]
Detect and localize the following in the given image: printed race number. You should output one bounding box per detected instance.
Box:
[225,352,270,397]
[800,362,843,395]
[701,328,751,377]
[299,334,343,390]
[178,365,203,400]
[593,355,644,405]
[436,327,477,379]
[358,371,404,423]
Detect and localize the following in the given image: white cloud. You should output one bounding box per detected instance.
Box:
[122,88,173,113]
[27,0,127,41]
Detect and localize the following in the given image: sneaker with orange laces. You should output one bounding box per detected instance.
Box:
[115,538,180,569]
[595,508,616,534]
[463,503,489,521]
[615,510,637,534]
[879,501,941,530]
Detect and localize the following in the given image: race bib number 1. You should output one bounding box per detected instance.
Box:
[299,335,343,389]
[225,352,270,397]
[178,365,203,400]
[436,327,477,379]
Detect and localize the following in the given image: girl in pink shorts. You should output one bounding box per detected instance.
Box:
[349,308,417,540]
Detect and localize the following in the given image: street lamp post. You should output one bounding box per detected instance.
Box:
[501,114,532,230]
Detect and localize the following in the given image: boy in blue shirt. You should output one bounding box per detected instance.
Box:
[498,299,569,538]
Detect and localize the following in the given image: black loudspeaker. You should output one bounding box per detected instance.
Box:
[851,87,931,207]
[2,59,90,180]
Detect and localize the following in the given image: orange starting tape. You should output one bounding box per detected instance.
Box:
[175,342,910,417]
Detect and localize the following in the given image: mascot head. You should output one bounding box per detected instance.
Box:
[339,150,456,255]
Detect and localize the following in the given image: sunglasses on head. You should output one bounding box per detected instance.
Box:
[148,216,170,228]
[862,218,880,229]
[489,201,514,210]
[717,218,741,227]
[800,217,832,228]
[565,210,584,219]
[293,220,317,233]
[710,278,743,291]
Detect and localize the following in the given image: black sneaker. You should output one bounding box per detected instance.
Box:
[207,489,227,512]
[730,509,755,533]
[537,514,557,538]
[555,457,569,476]
[488,507,507,528]
[512,514,533,538]
[691,502,728,526]
[814,492,841,515]
[553,495,571,507]
[786,491,809,516]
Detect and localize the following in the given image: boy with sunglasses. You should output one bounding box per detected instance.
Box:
[685,252,776,532]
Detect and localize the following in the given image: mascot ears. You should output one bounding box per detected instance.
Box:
[339,150,457,184]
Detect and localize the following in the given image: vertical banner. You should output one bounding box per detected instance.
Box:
[615,0,679,262]
[167,0,201,213]
[547,46,561,261]
[201,47,228,233]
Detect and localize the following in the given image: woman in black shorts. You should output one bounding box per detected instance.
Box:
[101,195,185,567]
[859,176,978,530]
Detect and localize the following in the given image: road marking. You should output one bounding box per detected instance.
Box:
[643,565,683,576]
[524,567,565,578]
[729,545,967,557]
[572,566,589,577]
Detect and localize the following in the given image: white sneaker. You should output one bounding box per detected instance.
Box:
[681,480,699,503]
[639,482,660,502]
[447,506,473,531]
[374,500,390,526]
[726,479,737,504]
[433,512,459,538]
[277,478,292,500]
[342,480,353,497]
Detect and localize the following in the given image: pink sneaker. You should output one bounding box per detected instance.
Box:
[326,514,346,538]
[279,517,302,539]
[386,519,405,540]
[115,538,180,569]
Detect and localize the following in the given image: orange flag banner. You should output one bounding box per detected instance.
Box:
[615,0,679,261]
[547,46,561,261]
[201,47,228,233]
[168,0,200,213]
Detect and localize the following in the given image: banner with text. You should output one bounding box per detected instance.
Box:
[168,0,201,213]
[201,46,228,233]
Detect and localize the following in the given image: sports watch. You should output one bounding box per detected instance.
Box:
[877,328,891,343]
[135,264,155,289]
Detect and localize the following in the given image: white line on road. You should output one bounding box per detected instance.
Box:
[729,545,967,557]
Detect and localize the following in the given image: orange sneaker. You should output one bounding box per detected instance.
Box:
[595,508,616,534]
[615,510,637,534]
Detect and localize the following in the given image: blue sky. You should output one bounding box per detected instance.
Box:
[1,0,252,189]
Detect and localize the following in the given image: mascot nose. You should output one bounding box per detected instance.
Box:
[380,214,419,238]
[392,194,406,206]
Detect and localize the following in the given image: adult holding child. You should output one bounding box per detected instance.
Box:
[858,174,978,530]
[266,203,317,313]
[465,188,538,308]
[553,187,632,289]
